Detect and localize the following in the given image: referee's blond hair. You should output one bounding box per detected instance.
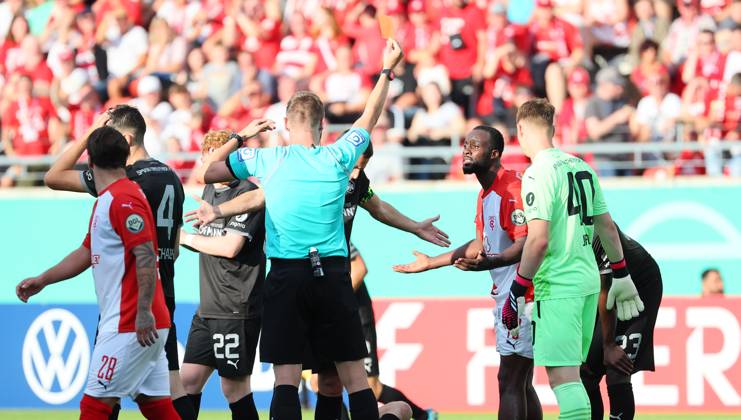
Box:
[286,91,324,131]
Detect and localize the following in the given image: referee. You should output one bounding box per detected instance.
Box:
[178,130,266,420]
[203,39,404,420]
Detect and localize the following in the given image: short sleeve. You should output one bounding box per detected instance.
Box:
[565,21,583,51]
[584,98,599,120]
[356,171,374,205]
[522,166,554,222]
[326,128,370,173]
[226,147,280,181]
[500,179,528,240]
[82,233,91,249]
[109,195,155,252]
[80,170,98,197]
[590,167,608,216]
[349,242,359,260]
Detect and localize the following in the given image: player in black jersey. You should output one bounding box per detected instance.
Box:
[177,131,266,420]
[581,224,663,420]
[187,140,448,420]
[44,105,193,419]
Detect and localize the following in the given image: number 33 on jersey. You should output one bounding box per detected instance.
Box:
[521,149,609,300]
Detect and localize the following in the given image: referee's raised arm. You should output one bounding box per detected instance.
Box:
[352,38,404,135]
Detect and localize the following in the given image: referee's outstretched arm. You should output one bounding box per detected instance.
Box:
[352,38,404,135]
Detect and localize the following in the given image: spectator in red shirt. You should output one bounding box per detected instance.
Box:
[631,39,666,97]
[478,3,532,119]
[311,7,351,74]
[1,75,62,187]
[401,0,440,66]
[682,29,727,97]
[222,0,282,71]
[557,66,592,145]
[0,15,28,75]
[216,79,268,130]
[16,36,53,97]
[276,13,317,81]
[437,0,485,116]
[529,0,585,112]
[662,0,717,67]
[342,3,386,81]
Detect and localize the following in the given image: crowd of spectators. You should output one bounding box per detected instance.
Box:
[0,0,738,186]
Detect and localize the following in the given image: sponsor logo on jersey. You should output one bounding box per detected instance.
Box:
[511,209,526,226]
[235,213,249,223]
[488,216,496,230]
[91,254,100,266]
[237,148,256,161]
[346,131,365,147]
[121,202,133,209]
[22,309,90,404]
[125,214,145,233]
[526,192,535,206]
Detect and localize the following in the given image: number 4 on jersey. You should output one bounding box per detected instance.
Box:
[567,171,595,226]
[157,185,175,237]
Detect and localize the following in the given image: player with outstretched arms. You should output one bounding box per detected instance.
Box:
[43,105,195,419]
[503,98,643,419]
[581,225,663,420]
[394,125,542,420]
[16,127,178,420]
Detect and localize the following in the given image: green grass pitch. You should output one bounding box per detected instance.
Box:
[0,411,738,419]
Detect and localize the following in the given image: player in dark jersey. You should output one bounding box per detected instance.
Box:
[187,137,448,420]
[581,224,663,420]
[177,131,266,420]
[43,105,194,419]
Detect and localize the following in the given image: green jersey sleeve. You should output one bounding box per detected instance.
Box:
[590,167,608,216]
[522,165,555,222]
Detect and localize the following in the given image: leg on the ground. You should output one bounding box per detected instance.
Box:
[606,368,635,420]
[315,368,344,420]
[525,365,543,420]
[380,401,413,420]
[181,363,214,419]
[498,354,532,420]
[335,359,379,420]
[547,366,591,420]
[136,394,180,420]
[172,370,197,420]
[376,377,428,420]
[581,365,604,420]
[81,394,117,420]
[221,375,258,420]
[270,363,303,420]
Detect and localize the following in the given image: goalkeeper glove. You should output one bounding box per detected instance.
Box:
[502,272,531,337]
[606,258,645,321]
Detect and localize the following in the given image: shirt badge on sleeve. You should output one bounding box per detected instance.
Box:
[346,131,365,147]
[126,214,145,233]
[511,209,526,226]
[237,148,256,161]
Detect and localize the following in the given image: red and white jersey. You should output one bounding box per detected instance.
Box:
[82,178,170,334]
[474,168,532,306]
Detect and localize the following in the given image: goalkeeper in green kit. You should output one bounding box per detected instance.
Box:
[501,99,644,420]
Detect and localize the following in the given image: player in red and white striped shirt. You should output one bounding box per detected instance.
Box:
[395,126,542,420]
[16,126,178,420]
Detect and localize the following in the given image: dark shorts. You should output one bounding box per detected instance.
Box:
[261,257,367,365]
[183,314,261,378]
[584,264,663,378]
[165,296,179,371]
[305,303,379,376]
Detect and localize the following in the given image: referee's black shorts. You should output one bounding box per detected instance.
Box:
[260,257,368,365]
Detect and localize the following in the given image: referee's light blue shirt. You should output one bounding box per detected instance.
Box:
[226,128,370,259]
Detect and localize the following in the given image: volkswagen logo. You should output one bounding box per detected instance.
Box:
[22,308,90,404]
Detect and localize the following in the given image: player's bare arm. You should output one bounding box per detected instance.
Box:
[132,241,159,347]
[44,112,110,192]
[598,273,634,376]
[196,118,275,185]
[16,245,91,303]
[517,219,549,278]
[594,213,644,321]
[454,236,526,272]
[350,253,368,291]
[394,237,482,274]
[184,189,265,228]
[180,228,247,259]
[352,38,404,133]
[361,194,450,247]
